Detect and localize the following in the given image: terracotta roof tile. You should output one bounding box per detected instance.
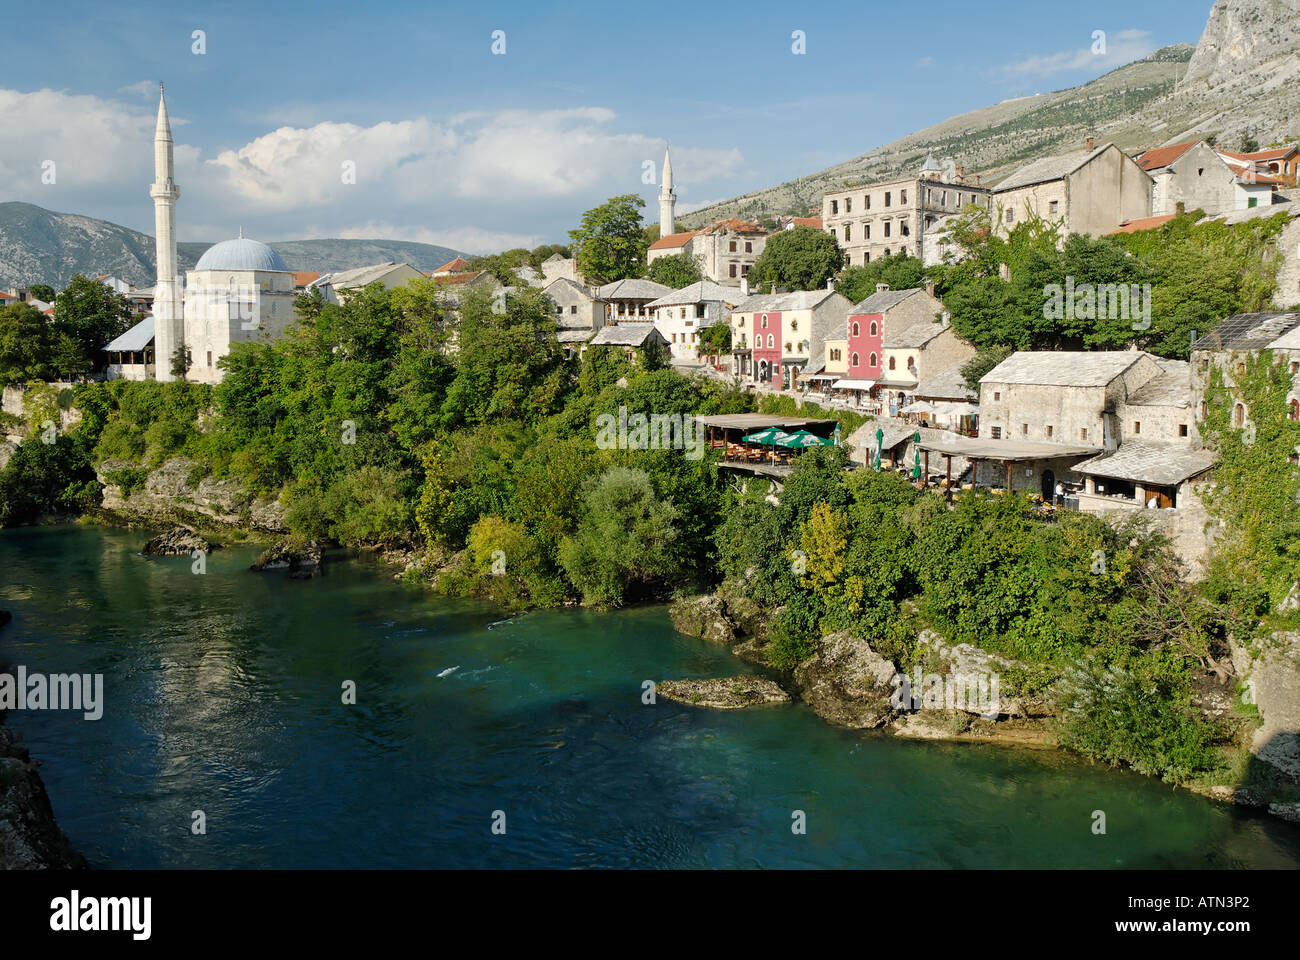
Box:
[1136,141,1199,171]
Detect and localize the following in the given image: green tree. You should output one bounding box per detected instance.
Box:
[836,254,925,303]
[27,284,56,302]
[52,274,134,373]
[646,251,703,289]
[568,194,648,285]
[0,302,56,386]
[747,225,843,291]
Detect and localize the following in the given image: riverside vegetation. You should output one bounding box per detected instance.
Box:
[0,215,1297,800]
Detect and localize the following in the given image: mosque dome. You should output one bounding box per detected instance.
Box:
[194,236,290,272]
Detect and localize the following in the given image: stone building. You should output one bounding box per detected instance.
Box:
[595,278,674,322]
[544,277,606,356]
[1190,311,1300,427]
[835,285,947,405]
[993,140,1153,239]
[310,261,425,305]
[586,323,670,363]
[821,157,991,267]
[541,254,582,286]
[1138,140,1273,216]
[645,280,741,365]
[647,218,767,287]
[880,316,975,393]
[728,288,851,390]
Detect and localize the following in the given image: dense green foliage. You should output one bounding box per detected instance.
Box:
[0,274,136,385]
[748,225,844,292]
[568,194,648,285]
[646,251,703,289]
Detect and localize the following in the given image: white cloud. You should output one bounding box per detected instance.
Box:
[1001,29,1154,78]
[117,80,158,99]
[915,56,934,68]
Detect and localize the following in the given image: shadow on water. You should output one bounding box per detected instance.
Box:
[3,524,1300,868]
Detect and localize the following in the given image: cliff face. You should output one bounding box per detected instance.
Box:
[96,456,287,533]
[0,716,87,869]
[1181,0,1300,90]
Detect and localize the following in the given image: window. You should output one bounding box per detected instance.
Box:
[900,189,908,204]
[1005,209,1015,223]
[884,248,891,257]
[869,352,878,367]
[729,240,737,252]
[869,321,877,336]
[901,223,910,236]
[1046,425,1054,438]
[744,241,752,253]
[884,222,891,237]
[830,200,839,214]
[1080,428,1088,441]
[844,225,852,241]
[865,252,871,262]
[885,192,892,207]
[865,195,871,210]
[767,334,775,348]
[761,315,768,328]
[851,352,859,367]
[907,355,914,368]
[1021,423,1029,436]
[992,427,1002,439]
[790,320,798,330]
[1179,424,1189,437]
[888,356,896,370]
[831,349,841,361]
[865,224,871,239]
[1048,201,1059,215]
[1291,400,1300,422]
[845,197,852,213]
[570,305,577,314]
[786,342,792,352]
[993,391,1001,401]
[742,264,750,276]
[729,264,737,278]
[851,321,860,337]
[207,351,213,367]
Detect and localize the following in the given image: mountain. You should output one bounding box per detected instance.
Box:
[0,202,467,289]
[681,1,1300,228]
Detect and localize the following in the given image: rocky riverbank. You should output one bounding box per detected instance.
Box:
[667,591,1300,819]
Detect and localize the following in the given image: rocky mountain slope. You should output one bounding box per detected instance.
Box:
[0,202,465,289]
[682,0,1300,228]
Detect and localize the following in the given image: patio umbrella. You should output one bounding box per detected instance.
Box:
[742,427,785,445]
[912,430,922,479]
[779,430,831,449]
[874,428,884,470]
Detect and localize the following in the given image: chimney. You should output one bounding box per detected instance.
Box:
[876,283,890,293]
[826,278,835,291]
[740,277,749,297]
[926,280,936,298]
[941,311,951,327]
[1086,136,1096,153]
[955,165,965,183]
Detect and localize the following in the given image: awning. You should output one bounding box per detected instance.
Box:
[831,378,877,390]
[103,315,155,353]
[900,400,935,415]
[932,401,978,417]
[804,372,839,381]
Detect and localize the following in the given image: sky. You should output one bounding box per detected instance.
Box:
[0,0,1215,255]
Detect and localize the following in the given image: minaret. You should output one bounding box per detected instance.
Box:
[659,144,676,236]
[150,83,183,381]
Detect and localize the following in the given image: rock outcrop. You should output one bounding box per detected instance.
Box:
[251,540,324,579]
[0,721,87,869]
[141,526,213,557]
[1232,632,1300,780]
[657,676,790,710]
[668,594,737,645]
[97,456,286,532]
[792,631,898,730]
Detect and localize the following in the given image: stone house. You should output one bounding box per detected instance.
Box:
[586,323,670,363]
[728,288,851,390]
[595,278,673,323]
[1191,311,1300,427]
[544,277,606,358]
[1138,140,1271,216]
[821,156,991,267]
[880,316,975,392]
[645,280,741,365]
[836,285,947,404]
[541,254,582,286]
[646,218,768,287]
[992,140,1153,239]
[311,262,425,305]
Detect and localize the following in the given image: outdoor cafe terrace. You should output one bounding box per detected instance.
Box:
[696,414,840,477]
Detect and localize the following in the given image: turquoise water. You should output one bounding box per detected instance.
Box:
[2,524,1299,868]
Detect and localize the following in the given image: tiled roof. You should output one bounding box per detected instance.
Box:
[698,217,766,235]
[994,145,1128,192]
[1220,147,1298,163]
[1107,214,1177,235]
[914,365,977,401]
[595,278,674,301]
[982,351,1148,387]
[849,287,922,315]
[884,321,947,349]
[733,289,841,314]
[1136,141,1199,171]
[590,323,663,346]
[293,271,320,287]
[1126,359,1192,407]
[434,257,471,273]
[1192,313,1300,352]
[1072,441,1215,486]
[316,261,417,288]
[648,230,698,250]
[792,217,823,228]
[646,280,739,308]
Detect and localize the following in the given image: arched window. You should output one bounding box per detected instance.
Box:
[760,314,768,329]
[888,356,896,370]
[869,321,877,336]
[851,352,860,367]
[869,352,878,367]
[767,334,775,348]
[907,355,914,368]
[1290,399,1299,422]
[1234,403,1246,427]
[851,322,860,337]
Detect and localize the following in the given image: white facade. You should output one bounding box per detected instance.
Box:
[183,267,298,384]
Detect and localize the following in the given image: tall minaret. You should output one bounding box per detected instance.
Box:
[150,83,183,381]
[659,144,676,236]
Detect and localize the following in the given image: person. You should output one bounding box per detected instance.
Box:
[1054,480,1065,507]
[1146,496,1158,509]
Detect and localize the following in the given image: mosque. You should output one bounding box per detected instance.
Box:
[105,85,299,384]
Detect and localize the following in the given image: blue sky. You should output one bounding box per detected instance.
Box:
[1,0,1214,253]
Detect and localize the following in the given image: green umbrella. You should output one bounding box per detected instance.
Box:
[742,427,785,445]
[874,428,884,470]
[912,430,922,479]
[779,430,831,449]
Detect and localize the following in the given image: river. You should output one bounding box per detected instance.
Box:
[2,525,1298,868]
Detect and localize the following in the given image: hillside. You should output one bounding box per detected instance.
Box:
[681,1,1300,228]
[0,202,465,289]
